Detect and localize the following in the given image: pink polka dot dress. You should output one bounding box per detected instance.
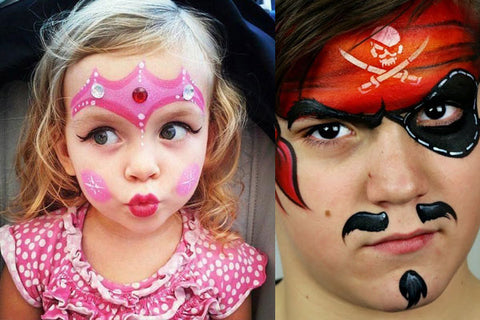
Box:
[0,206,267,319]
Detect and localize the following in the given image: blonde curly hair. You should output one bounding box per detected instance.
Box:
[7,0,245,242]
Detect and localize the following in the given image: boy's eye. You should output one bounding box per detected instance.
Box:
[160,123,188,140]
[416,104,463,126]
[308,122,352,140]
[93,129,119,145]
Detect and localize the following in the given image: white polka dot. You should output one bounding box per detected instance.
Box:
[21,252,28,260]
[55,243,62,250]
[138,113,145,120]
[47,245,53,252]
[31,252,37,260]
[216,269,223,276]
[78,280,84,287]
[25,280,32,287]
[228,297,234,305]
[39,229,45,235]
[76,301,83,307]
[153,307,160,313]
[196,247,202,254]
[254,280,260,286]
[25,239,30,245]
[246,277,251,284]
[40,254,47,261]
[32,279,39,286]
[210,244,217,250]
[15,248,21,255]
[132,282,140,289]
[24,270,30,277]
[47,231,53,238]
[224,274,230,281]
[23,228,30,234]
[258,265,264,271]
[19,265,25,273]
[161,303,169,311]
[99,303,105,310]
[209,279,215,286]
[229,262,234,270]
[247,266,253,273]
[34,235,40,242]
[16,239,22,246]
[226,285,231,292]
[215,260,221,267]
[28,243,35,250]
[54,253,61,261]
[39,263,45,271]
[207,252,213,258]
[39,239,46,247]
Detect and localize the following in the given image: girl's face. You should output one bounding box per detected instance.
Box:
[276,0,480,312]
[59,51,212,234]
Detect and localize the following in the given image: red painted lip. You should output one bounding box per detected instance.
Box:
[365,230,436,255]
[127,194,159,218]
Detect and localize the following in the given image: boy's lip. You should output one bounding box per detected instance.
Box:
[127,193,159,217]
[365,230,437,255]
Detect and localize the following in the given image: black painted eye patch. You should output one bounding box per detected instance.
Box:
[387,69,479,158]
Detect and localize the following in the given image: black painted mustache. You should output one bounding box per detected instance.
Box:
[399,270,427,309]
[416,202,457,223]
[342,212,389,239]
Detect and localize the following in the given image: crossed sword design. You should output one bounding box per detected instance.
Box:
[339,37,429,94]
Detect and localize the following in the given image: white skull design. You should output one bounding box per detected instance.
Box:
[370,26,404,67]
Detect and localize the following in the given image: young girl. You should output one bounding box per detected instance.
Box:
[0,0,267,318]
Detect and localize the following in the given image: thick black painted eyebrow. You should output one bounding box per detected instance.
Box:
[286,98,385,129]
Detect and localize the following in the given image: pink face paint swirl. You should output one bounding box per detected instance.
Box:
[176,164,201,196]
[71,62,205,128]
[81,171,112,202]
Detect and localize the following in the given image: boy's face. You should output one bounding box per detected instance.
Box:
[276,0,480,311]
[59,51,212,235]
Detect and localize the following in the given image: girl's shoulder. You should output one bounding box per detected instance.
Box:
[0,206,83,307]
[183,210,268,318]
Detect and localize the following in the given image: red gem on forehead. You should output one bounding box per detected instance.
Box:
[132,87,148,103]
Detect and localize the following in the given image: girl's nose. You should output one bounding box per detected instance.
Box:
[124,141,161,182]
[366,119,429,206]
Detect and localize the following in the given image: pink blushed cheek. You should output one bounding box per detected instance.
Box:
[176,164,201,196]
[80,170,112,202]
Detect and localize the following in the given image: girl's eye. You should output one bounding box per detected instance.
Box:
[78,127,119,145]
[416,104,463,126]
[307,122,352,141]
[160,123,189,140]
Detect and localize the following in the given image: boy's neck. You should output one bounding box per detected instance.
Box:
[276,260,480,320]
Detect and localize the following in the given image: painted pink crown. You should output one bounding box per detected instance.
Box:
[71,61,205,128]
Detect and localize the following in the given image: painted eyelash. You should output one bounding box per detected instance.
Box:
[162,121,202,134]
[76,126,116,142]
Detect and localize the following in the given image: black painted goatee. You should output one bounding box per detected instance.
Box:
[399,270,428,309]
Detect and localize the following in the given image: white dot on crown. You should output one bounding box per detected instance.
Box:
[139,122,144,127]
[139,62,145,68]
[94,72,99,77]
[138,113,145,120]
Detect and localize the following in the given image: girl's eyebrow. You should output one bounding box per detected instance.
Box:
[286,99,385,129]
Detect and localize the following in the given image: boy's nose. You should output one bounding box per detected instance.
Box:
[366,119,429,206]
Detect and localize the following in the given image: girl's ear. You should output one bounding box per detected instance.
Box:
[55,137,76,176]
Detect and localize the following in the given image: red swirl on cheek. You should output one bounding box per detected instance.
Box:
[278,0,479,118]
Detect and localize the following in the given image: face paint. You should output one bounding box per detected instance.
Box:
[416,202,457,223]
[399,270,428,309]
[71,61,205,129]
[279,0,479,116]
[176,163,200,196]
[342,212,389,239]
[276,0,480,208]
[80,170,111,202]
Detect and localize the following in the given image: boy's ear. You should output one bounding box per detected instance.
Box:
[55,136,76,176]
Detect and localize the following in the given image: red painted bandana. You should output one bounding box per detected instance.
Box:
[278,0,479,118]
